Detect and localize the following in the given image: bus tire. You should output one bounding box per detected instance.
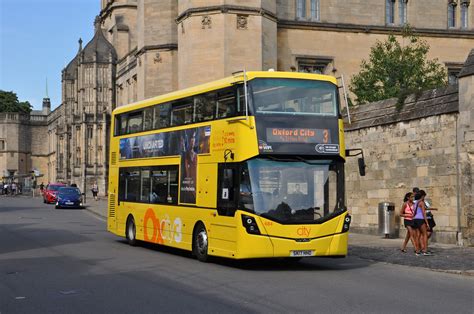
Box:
[126,216,137,246]
[193,222,209,262]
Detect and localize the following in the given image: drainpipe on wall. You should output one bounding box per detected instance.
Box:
[455,118,463,246]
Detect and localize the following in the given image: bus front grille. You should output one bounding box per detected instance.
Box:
[109,194,116,217]
[111,152,117,166]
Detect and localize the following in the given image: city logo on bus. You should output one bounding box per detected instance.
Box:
[143,208,182,244]
[297,226,311,237]
[315,144,339,154]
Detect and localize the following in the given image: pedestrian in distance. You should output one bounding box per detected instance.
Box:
[399,192,419,253]
[413,190,432,256]
[39,182,45,195]
[91,182,99,201]
[11,182,17,196]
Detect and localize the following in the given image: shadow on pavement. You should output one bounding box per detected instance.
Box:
[116,239,373,272]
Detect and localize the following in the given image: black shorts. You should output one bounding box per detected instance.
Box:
[413,219,426,228]
[404,219,415,228]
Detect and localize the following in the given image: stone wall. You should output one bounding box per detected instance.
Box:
[344,80,473,245]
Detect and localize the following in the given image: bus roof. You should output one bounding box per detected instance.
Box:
[112,71,338,115]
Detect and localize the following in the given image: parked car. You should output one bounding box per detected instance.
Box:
[55,187,84,209]
[43,183,67,204]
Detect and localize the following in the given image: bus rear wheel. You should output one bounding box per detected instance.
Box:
[193,223,209,262]
[126,216,137,246]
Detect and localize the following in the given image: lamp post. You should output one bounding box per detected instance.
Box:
[83,165,87,204]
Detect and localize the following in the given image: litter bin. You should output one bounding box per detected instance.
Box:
[378,202,396,238]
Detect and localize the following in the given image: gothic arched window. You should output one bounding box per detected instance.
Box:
[448,1,457,28]
[311,0,320,21]
[296,0,306,20]
[399,0,408,25]
[461,1,469,29]
[386,0,395,25]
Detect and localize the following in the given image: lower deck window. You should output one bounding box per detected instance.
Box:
[119,166,178,204]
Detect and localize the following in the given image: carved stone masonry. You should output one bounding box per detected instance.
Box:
[154,53,162,64]
[202,15,212,29]
[237,15,248,30]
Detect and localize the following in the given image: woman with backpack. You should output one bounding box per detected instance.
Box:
[413,190,432,256]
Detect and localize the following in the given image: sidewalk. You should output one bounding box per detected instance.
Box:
[84,197,474,276]
[83,197,108,219]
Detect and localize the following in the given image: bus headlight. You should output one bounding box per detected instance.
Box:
[241,214,260,235]
[342,214,351,233]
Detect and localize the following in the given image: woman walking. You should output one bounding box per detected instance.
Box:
[399,192,419,253]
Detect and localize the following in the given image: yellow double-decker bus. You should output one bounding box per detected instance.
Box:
[107,71,364,262]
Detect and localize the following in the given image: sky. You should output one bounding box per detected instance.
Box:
[1,0,99,110]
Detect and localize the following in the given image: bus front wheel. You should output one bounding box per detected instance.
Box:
[193,223,209,262]
[126,216,137,246]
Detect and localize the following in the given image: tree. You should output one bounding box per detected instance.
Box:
[350,27,447,107]
[0,90,32,113]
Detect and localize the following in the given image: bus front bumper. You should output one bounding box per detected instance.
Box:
[233,232,348,259]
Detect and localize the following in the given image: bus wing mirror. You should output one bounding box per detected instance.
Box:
[358,158,366,176]
[346,149,366,176]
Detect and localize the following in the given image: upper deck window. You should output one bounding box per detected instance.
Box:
[114,86,243,136]
[127,112,143,133]
[250,78,338,117]
[171,100,193,126]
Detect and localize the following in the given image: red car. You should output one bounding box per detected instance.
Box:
[43,183,66,204]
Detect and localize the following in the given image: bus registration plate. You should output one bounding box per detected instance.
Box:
[290,250,314,257]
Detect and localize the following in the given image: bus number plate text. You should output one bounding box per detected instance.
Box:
[290,250,314,257]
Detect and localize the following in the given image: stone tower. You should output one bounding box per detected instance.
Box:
[136,0,178,99]
[56,16,117,194]
[176,0,277,89]
[42,97,51,116]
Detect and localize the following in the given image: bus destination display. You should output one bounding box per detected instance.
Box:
[266,127,330,144]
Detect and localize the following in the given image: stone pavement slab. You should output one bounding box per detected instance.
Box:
[349,233,474,276]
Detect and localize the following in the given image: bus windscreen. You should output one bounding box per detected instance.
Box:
[250,78,338,116]
[239,158,344,224]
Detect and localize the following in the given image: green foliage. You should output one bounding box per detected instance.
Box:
[350,27,447,107]
[0,90,32,113]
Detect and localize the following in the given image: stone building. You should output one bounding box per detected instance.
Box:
[344,50,474,245]
[47,18,116,194]
[99,0,473,108]
[0,98,50,188]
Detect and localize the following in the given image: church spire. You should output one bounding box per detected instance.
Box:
[45,77,49,98]
[94,16,101,32]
